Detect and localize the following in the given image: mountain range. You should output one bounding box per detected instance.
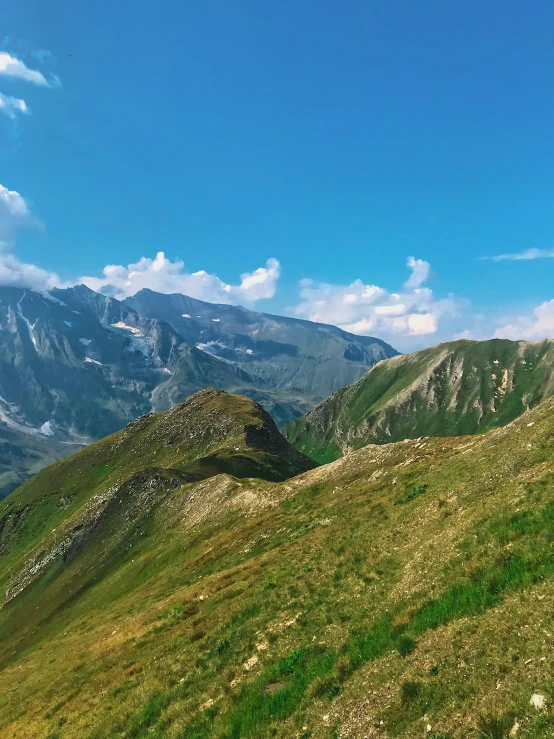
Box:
[283,338,554,463]
[3,387,554,737]
[124,288,394,399]
[0,285,395,499]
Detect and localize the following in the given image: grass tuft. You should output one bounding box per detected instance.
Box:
[394,484,428,505]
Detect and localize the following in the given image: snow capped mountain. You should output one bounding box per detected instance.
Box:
[0,284,397,498]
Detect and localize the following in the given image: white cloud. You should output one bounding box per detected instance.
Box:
[0,51,61,119]
[0,184,34,243]
[235,258,280,301]
[79,252,281,305]
[0,251,61,290]
[404,256,431,288]
[481,248,554,262]
[0,91,28,119]
[0,187,280,303]
[494,300,554,341]
[0,184,61,290]
[0,52,49,86]
[293,257,462,346]
[12,184,546,348]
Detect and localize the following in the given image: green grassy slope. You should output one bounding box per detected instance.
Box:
[283,338,554,463]
[3,388,554,735]
[0,389,316,609]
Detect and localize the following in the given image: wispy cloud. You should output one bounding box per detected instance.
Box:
[481,247,554,262]
[0,183,35,237]
[494,300,554,340]
[0,92,28,119]
[404,256,431,288]
[0,183,60,290]
[31,49,52,64]
[0,50,61,121]
[0,52,50,86]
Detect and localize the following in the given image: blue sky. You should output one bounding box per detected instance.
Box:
[2,1,554,349]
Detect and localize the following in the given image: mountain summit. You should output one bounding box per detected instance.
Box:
[116,387,319,483]
[0,388,316,608]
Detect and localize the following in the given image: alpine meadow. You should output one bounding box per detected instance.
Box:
[3,3,554,738]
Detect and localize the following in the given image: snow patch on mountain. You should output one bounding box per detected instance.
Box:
[37,291,67,306]
[196,340,233,354]
[111,321,143,336]
[16,295,38,351]
[40,421,55,436]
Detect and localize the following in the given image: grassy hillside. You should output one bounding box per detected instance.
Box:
[0,388,316,603]
[3,386,554,735]
[283,338,554,463]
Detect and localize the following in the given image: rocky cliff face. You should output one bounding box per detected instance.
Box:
[124,288,398,398]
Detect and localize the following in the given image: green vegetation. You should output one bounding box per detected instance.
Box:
[4,389,554,737]
[476,714,513,739]
[395,483,428,505]
[283,338,554,463]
